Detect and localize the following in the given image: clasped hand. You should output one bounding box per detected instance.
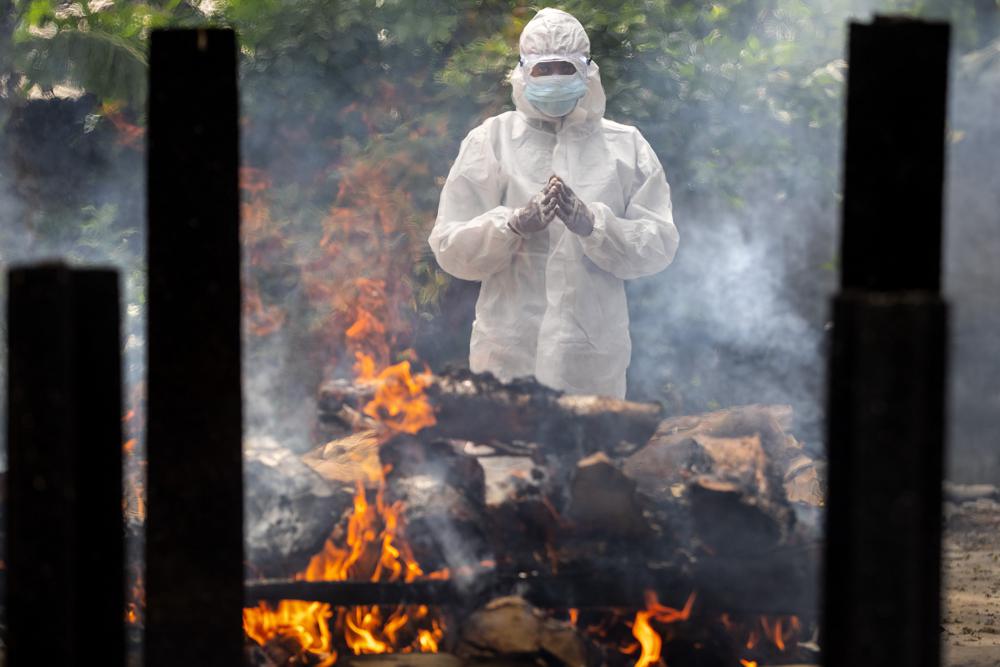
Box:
[508,175,595,237]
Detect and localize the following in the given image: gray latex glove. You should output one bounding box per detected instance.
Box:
[509,190,558,236]
[548,176,595,237]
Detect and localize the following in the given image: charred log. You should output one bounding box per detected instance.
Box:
[566,453,649,537]
[301,430,382,488]
[784,454,825,506]
[318,369,663,456]
[309,405,815,572]
[456,597,595,667]
[622,406,812,559]
[688,476,794,557]
[379,435,491,573]
[290,397,824,620]
[338,656,463,667]
[624,405,804,498]
[245,437,354,578]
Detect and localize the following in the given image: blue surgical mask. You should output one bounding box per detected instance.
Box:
[525,74,588,118]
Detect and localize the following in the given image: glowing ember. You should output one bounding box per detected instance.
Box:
[740,661,758,667]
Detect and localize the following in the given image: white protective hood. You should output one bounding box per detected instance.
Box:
[510,7,607,128]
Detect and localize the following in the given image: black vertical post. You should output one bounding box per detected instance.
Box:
[146,29,243,666]
[7,265,124,667]
[823,17,950,667]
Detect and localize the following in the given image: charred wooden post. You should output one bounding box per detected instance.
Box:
[823,18,950,667]
[6,266,124,666]
[146,29,244,666]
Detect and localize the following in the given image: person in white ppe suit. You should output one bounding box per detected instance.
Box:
[428,7,678,398]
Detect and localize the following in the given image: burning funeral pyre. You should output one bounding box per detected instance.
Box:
[236,345,824,666]
[220,179,825,665]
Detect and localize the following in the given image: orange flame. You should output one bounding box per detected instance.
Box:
[101,102,144,149]
[121,402,147,623]
[418,622,443,652]
[342,278,395,370]
[240,167,273,196]
[243,478,445,659]
[239,167,292,338]
[244,288,287,337]
[632,612,661,667]
[243,600,336,664]
[763,617,784,651]
[122,407,145,523]
[760,614,799,652]
[125,571,145,626]
[356,353,436,435]
[631,591,696,667]
[728,613,801,659]
[346,309,387,348]
[740,661,758,667]
[243,222,440,658]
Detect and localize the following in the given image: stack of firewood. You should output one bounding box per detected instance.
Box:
[243,368,825,666]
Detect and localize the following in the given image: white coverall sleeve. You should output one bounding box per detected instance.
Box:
[578,135,679,280]
[429,126,521,282]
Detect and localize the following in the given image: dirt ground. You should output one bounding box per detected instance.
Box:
[943,495,1000,667]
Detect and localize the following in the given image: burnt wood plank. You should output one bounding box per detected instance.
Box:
[318,369,663,456]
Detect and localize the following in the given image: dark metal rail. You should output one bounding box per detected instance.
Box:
[245,549,820,615]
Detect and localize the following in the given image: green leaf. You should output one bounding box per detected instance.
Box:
[24,0,53,27]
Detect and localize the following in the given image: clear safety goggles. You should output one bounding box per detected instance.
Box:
[519,53,591,79]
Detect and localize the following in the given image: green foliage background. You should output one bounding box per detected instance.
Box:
[1,0,999,462]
